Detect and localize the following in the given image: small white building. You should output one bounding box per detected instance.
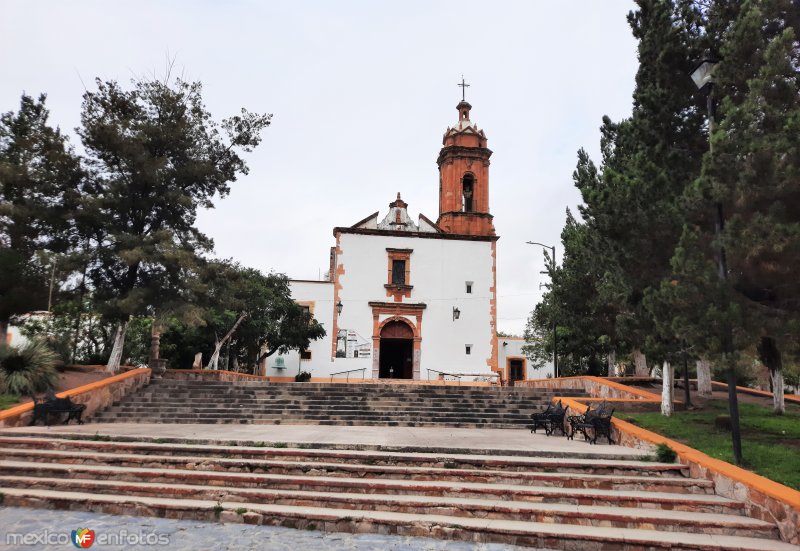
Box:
[267,100,521,383]
[498,337,555,381]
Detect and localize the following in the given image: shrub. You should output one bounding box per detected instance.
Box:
[0,339,59,398]
[295,371,311,382]
[655,443,677,463]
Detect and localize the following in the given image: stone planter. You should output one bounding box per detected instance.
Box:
[148,358,168,378]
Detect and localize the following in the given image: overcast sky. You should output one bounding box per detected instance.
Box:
[1,1,639,335]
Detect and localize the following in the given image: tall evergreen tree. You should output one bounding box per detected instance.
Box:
[77,77,271,371]
[674,0,800,414]
[524,209,611,376]
[0,94,83,339]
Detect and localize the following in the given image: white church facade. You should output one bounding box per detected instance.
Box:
[264,100,546,383]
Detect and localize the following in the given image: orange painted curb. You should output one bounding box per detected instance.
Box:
[710,381,800,405]
[0,368,151,421]
[553,395,800,515]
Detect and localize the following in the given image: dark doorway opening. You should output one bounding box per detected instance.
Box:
[379,320,414,379]
[509,359,525,386]
[379,338,413,379]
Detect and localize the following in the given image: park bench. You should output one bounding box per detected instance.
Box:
[31,393,86,426]
[567,401,615,445]
[530,400,566,436]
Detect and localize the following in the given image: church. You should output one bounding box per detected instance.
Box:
[265,99,530,383]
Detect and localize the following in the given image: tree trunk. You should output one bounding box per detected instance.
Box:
[758,336,785,415]
[149,320,161,360]
[696,358,713,397]
[661,361,674,417]
[607,350,616,378]
[771,368,785,415]
[205,312,248,370]
[192,352,203,369]
[105,320,129,373]
[633,348,648,377]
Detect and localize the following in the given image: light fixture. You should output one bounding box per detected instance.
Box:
[452,307,461,321]
[336,300,343,315]
[502,341,508,347]
[690,54,718,91]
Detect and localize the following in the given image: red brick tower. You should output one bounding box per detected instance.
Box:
[436,101,495,236]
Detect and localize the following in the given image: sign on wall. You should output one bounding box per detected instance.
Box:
[336,329,372,359]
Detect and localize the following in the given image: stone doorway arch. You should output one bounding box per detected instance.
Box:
[379,319,414,379]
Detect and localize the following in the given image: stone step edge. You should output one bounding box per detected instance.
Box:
[0,475,775,533]
[0,461,739,507]
[1,488,791,551]
[0,431,647,459]
[0,436,673,470]
[0,448,707,487]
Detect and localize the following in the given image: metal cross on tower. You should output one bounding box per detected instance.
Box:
[458,75,470,101]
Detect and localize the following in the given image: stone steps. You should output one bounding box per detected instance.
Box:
[0,434,640,460]
[91,380,551,425]
[89,415,533,429]
[0,448,710,493]
[0,459,743,514]
[0,434,789,550]
[90,379,576,428]
[5,488,789,551]
[0,478,778,540]
[101,404,544,414]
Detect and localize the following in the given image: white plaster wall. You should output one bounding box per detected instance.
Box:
[498,337,554,380]
[266,280,334,378]
[334,232,495,379]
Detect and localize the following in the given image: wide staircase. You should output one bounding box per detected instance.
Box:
[0,434,793,550]
[91,379,580,428]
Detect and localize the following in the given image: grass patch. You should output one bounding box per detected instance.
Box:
[235,507,247,515]
[0,394,21,410]
[625,400,800,489]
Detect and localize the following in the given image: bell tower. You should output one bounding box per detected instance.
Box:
[436,100,495,236]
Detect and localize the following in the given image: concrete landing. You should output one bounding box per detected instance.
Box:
[0,423,648,458]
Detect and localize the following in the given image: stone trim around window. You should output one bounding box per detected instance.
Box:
[385,248,413,301]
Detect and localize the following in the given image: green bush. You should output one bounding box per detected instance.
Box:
[655,442,677,463]
[0,339,59,398]
[295,371,311,382]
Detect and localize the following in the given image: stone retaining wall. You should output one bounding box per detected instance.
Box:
[0,368,151,428]
[518,376,665,401]
[164,369,269,382]
[555,395,800,544]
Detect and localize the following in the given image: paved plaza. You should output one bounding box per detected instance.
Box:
[0,506,538,551]
[0,423,646,457]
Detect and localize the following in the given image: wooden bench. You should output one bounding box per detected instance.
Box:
[31,393,86,426]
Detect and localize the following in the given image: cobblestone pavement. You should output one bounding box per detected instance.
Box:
[0,507,540,551]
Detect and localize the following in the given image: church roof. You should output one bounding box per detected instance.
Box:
[350,193,441,234]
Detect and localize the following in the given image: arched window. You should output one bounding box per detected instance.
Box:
[462,174,474,212]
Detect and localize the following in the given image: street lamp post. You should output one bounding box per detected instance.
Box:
[527,241,558,378]
[690,54,743,465]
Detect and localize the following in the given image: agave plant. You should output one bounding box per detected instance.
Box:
[0,339,59,398]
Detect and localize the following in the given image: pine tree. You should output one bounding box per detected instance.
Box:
[76,77,271,372]
[0,94,83,339]
[675,0,800,414]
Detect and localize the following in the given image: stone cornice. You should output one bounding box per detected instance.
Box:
[333,226,499,242]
